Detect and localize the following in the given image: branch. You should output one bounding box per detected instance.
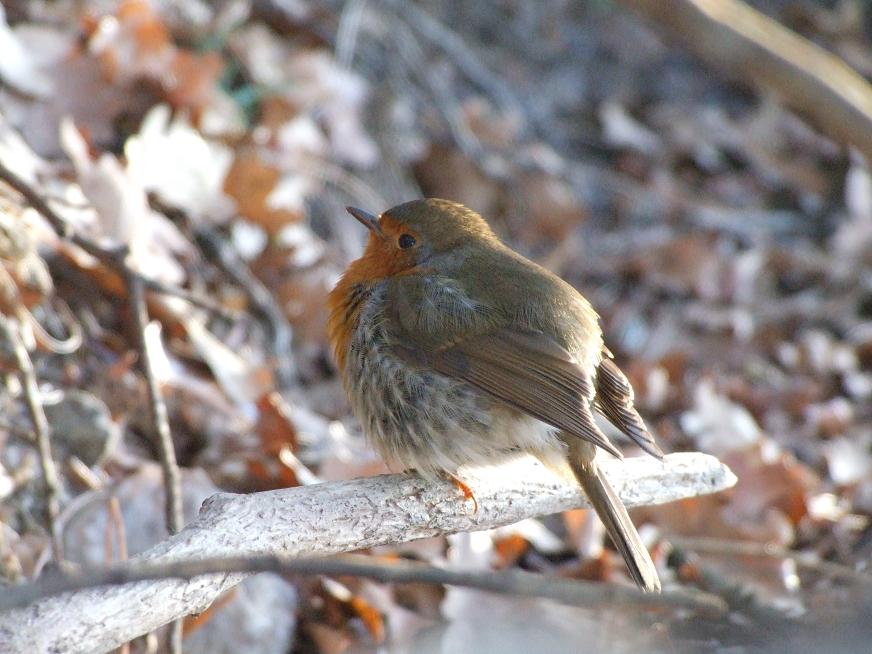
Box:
[0,452,736,654]
[122,270,183,536]
[0,553,727,614]
[0,316,63,561]
[122,268,184,654]
[619,0,872,162]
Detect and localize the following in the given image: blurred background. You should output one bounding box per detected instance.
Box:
[1,0,872,652]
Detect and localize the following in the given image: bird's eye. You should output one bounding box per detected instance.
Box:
[398,234,416,249]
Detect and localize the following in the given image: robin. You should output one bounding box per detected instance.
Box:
[327,198,663,592]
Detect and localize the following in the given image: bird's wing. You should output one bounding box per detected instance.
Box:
[393,327,623,458]
[594,356,663,458]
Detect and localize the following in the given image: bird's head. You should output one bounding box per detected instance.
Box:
[344,198,497,278]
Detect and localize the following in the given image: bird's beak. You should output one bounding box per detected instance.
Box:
[346,206,384,238]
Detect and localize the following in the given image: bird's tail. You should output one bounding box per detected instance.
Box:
[566,441,661,593]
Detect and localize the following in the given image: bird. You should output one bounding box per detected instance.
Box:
[327,198,663,592]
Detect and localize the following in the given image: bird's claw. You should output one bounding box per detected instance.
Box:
[448,474,478,514]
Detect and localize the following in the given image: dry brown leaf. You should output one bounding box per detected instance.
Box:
[392,579,446,621]
[256,392,300,455]
[232,392,304,491]
[560,550,616,585]
[561,508,590,549]
[491,533,530,570]
[278,270,335,349]
[224,152,303,233]
[244,455,300,491]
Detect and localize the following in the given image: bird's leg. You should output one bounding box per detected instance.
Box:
[447,473,478,514]
[403,468,478,513]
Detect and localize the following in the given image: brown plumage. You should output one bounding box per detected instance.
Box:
[327,198,663,592]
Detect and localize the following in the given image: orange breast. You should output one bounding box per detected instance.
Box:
[327,231,419,372]
[326,268,371,373]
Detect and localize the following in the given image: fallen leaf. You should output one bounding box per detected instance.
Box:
[223,151,305,233]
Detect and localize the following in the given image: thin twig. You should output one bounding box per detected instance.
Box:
[392,21,494,174]
[0,162,70,238]
[0,317,63,561]
[666,542,790,620]
[381,11,597,187]
[106,496,129,564]
[0,553,727,614]
[106,497,131,654]
[295,154,388,211]
[28,298,83,355]
[123,269,183,535]
[121,267,184,654]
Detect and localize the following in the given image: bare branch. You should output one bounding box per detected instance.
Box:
[121,268,185,654]
[122,269,183,536]
[0,553,727,614]
[0,316,63,562]
[0,161,71,238]
[0,452,736,654]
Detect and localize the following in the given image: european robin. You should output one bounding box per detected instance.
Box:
[328,198,663,592]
